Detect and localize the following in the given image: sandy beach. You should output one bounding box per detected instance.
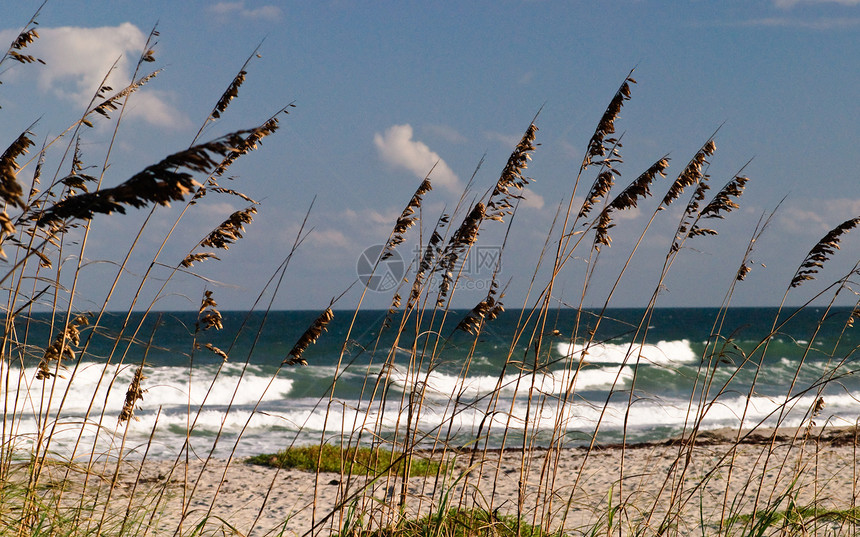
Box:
[26,426,854,536]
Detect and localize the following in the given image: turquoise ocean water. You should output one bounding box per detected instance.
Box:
[5,307,860,459]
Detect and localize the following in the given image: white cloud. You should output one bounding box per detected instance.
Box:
[484,130,520,148]
[739,16,860,29]
[264,221,351,260]
[558,140,582,161]
[374,124,461,192]
[520,187,545,210]
[123,89,190,128]
[0,23,189,128]
[341,207,400,238]
[343,207,398,226]
[310,228,350,248]
[424,124,468,144]
[208,2,283,20]
[616,206,642,221]
[778,198,860,234]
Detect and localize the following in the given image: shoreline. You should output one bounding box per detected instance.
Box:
[438,424,860,454]
[625,424,860,448]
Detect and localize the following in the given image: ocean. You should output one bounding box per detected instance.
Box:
[5,307,860,460]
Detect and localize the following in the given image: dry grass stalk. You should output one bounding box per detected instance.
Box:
[34,131,264,226]
[583,73,635,168]
[790,216,860,288]
[199,206,257,250]
[101,70,159,113]
[0,130,30,257]
[486,123,538,222]
[284,307,334,366]
[7,50,43,64]
[0,213,16,255]
[25,142,45,202]
[212,70,246,119]
[90,84,119,119]
[409,228,444,307]
[10,27,39,51]
[35,315,90,380]
[212,116,284,177]
[201,343,229,361]
[118,365,146,424]
[671,171,714,252]
[687,224,718,240]
[437,202,485,306]
[661,139,716,207]
[181,252,221,268]
[668,171,749,261]
[578,169,617,219]
[209,187,257,204]
[807,396,825,430]
[205,45,261,124]
[609,157,670,211]
[197,290,223,331]
[686,175,750,239]
[7,25,44,65]
[593,209,615,248]
[59,139,97,195]
[736,263,752,281]
[382,293,403,330]
[848,307,860,328]
[1,2,44,70]
[80,70,162,129]
[383,177,432,260]
[456,280,505,335]
[699,175,749,219]
[493,123,537,196]
[1,130,33,209]
[594,157,669,248]
[32,248,51,268]
[449,203,485,251]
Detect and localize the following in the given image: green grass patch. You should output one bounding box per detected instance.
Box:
[338,508,556,537]
[726,504,860,535]
[246,444,444,477]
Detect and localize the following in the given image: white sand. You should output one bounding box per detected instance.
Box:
[84,428,859,536]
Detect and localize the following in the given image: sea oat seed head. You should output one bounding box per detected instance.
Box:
[284,308,335,366]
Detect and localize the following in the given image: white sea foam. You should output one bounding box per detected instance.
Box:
[6,354,859,460]
[9,384,860,459]
[1,361,294,416]
[555,339,697,365]
[386,364,633,400]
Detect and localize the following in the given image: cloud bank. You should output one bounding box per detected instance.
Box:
[0,23,188,128]
[374,124,461,192]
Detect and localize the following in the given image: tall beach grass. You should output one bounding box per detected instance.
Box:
[1,7,860,537]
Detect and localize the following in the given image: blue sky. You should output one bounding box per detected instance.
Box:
[1,1,859,312]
